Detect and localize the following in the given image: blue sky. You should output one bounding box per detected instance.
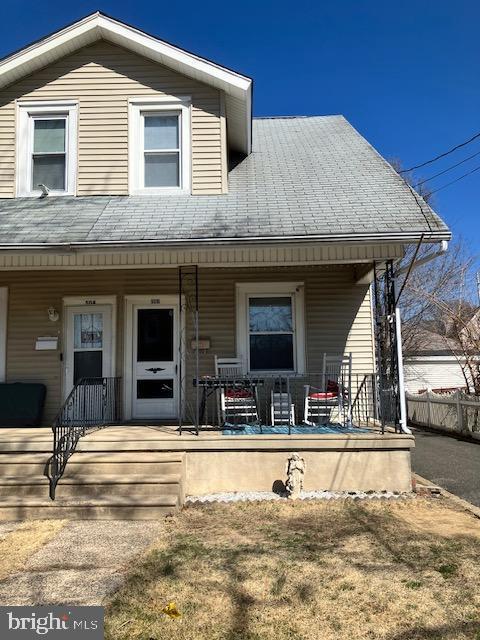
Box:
[1,0,478,245]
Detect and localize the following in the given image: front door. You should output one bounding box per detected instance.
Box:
[132,304,178,420]
[64,305,113,396]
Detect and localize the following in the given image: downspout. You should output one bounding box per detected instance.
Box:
[395,240,449,277]
[393,239,449,434]
[395,307,411,434]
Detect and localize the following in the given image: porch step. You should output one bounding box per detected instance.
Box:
[0,474,181,498]
[0,494,178,520]
[0,446,185,519]
[0,453,49,476]
[62,452,184,476]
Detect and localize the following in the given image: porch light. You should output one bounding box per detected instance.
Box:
[47,307,59,322]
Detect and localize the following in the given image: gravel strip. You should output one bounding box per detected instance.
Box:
[186,490,414,503]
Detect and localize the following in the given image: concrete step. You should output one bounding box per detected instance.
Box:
[0,494,179,520]
[62,452,184,476]
[0,474,182,498]
[0,453,49,475]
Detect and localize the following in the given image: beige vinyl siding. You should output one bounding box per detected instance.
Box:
[0,41,224,197]
[0,265,374,424]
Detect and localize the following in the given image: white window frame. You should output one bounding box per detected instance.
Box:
[236,282,305,374]
[16,101,78,197]
[128,96,191,195]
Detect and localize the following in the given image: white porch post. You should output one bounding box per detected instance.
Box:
[395,307,411,434]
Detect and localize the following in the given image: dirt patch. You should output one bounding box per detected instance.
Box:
[105,497,480,640]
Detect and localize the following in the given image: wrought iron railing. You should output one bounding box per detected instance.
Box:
[47,377,121,500]
[194,370,356,432]
[351,373,379,429]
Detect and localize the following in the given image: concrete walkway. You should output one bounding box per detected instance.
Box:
[0,520,164,605]
[411,426,480,508]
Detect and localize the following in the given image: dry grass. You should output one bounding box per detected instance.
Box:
[105,498,480,640]
[0,519,67,580]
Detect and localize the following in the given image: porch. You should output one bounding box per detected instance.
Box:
[0,424,414,520]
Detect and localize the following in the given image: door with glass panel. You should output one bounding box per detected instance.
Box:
[64,306,113,396]
[133,304,178,420]
[31,115,67,193]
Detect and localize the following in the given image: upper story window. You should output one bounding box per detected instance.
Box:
[129,97,191,195]
[16,101,78,197]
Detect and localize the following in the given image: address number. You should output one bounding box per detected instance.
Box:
[85,300,96,305]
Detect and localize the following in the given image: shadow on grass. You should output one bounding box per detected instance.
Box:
[105,502,480,640]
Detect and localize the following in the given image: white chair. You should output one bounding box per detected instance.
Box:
[214,356,259,426]
[271,390,295,426]
[304,353,352,426]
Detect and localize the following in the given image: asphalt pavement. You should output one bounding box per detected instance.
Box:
[411,426,480,507]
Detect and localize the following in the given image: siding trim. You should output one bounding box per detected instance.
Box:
[0,243,404,271]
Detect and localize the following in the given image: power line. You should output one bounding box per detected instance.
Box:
[413,149,480,188]
[400,131,480,174]
[429,163,480,195]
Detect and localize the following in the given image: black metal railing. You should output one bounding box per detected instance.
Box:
[47,377,121,500]
[194,370,356,432]
[351,373,379,429]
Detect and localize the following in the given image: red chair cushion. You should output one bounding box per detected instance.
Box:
[308,392,337,400]
[225,389,253,399]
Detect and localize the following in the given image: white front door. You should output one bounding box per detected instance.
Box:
[64,305,113,396]
[132,303,178,420]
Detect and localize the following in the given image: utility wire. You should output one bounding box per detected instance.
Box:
[413,149,480,188]
[399,131,480,174]
[428,163,480,195]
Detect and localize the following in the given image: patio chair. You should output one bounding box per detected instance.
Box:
[214,356,259,426]
[270,389,295,426]
[304,353,352,426]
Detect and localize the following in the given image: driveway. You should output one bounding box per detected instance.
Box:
[411,426,480,508]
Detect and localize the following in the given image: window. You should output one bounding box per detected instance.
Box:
[16,101,77,197]
[236,283,305,373]
[129,97,191,194]
[144,114,180,187]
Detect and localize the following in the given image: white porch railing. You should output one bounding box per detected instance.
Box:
[406,390,480,439]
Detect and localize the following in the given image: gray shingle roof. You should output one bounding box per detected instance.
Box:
[0,115,449,247]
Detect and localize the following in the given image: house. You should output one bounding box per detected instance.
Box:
[0,13,450,518]
[404,328,467,393]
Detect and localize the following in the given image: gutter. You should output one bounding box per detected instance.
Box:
[395,240,449,276]
[0,231,452,253]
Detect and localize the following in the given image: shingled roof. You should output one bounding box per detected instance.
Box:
[0,115,450,248]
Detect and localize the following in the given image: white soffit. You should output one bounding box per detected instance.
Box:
[0,12,252,153]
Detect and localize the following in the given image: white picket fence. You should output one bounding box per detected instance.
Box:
[406,389,480,439]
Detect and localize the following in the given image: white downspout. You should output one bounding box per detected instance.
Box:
[395,240,449,276]
[392,239,448,434]
[394,307,411,434]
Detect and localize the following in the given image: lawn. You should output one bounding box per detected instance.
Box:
[105,497,480,640]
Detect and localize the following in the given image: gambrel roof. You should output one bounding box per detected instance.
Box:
[0,116,450,248]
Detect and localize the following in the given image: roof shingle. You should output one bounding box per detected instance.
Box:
[0,115,449,247]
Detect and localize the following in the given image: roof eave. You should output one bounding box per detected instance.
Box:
[0,229,452,252]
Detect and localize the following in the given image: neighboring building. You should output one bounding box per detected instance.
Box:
[404,329,467,393]
[0,13,451,515]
